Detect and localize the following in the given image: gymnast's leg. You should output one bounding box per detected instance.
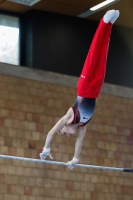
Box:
[77,10,120,98]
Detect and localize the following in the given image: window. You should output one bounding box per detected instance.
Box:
[0,14,19,65]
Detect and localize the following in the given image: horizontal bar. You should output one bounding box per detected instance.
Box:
[0,154,133,173]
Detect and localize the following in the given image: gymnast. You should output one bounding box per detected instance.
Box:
[40,10,120,169]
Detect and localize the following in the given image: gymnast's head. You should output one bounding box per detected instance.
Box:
[58,125,76,137]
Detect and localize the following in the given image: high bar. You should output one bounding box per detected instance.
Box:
[0,154,132,173]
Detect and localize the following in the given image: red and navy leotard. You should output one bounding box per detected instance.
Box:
[70,19,112,126]
[71,96,96,126]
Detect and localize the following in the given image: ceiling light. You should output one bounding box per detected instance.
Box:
[8,0,41,6]
[90,0,115,11]
[78,0,121,18]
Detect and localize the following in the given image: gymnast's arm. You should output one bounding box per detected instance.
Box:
[44,108,72,148]
[74,125,86,158]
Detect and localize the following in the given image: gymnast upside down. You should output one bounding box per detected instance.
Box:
[40,10,120,169]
